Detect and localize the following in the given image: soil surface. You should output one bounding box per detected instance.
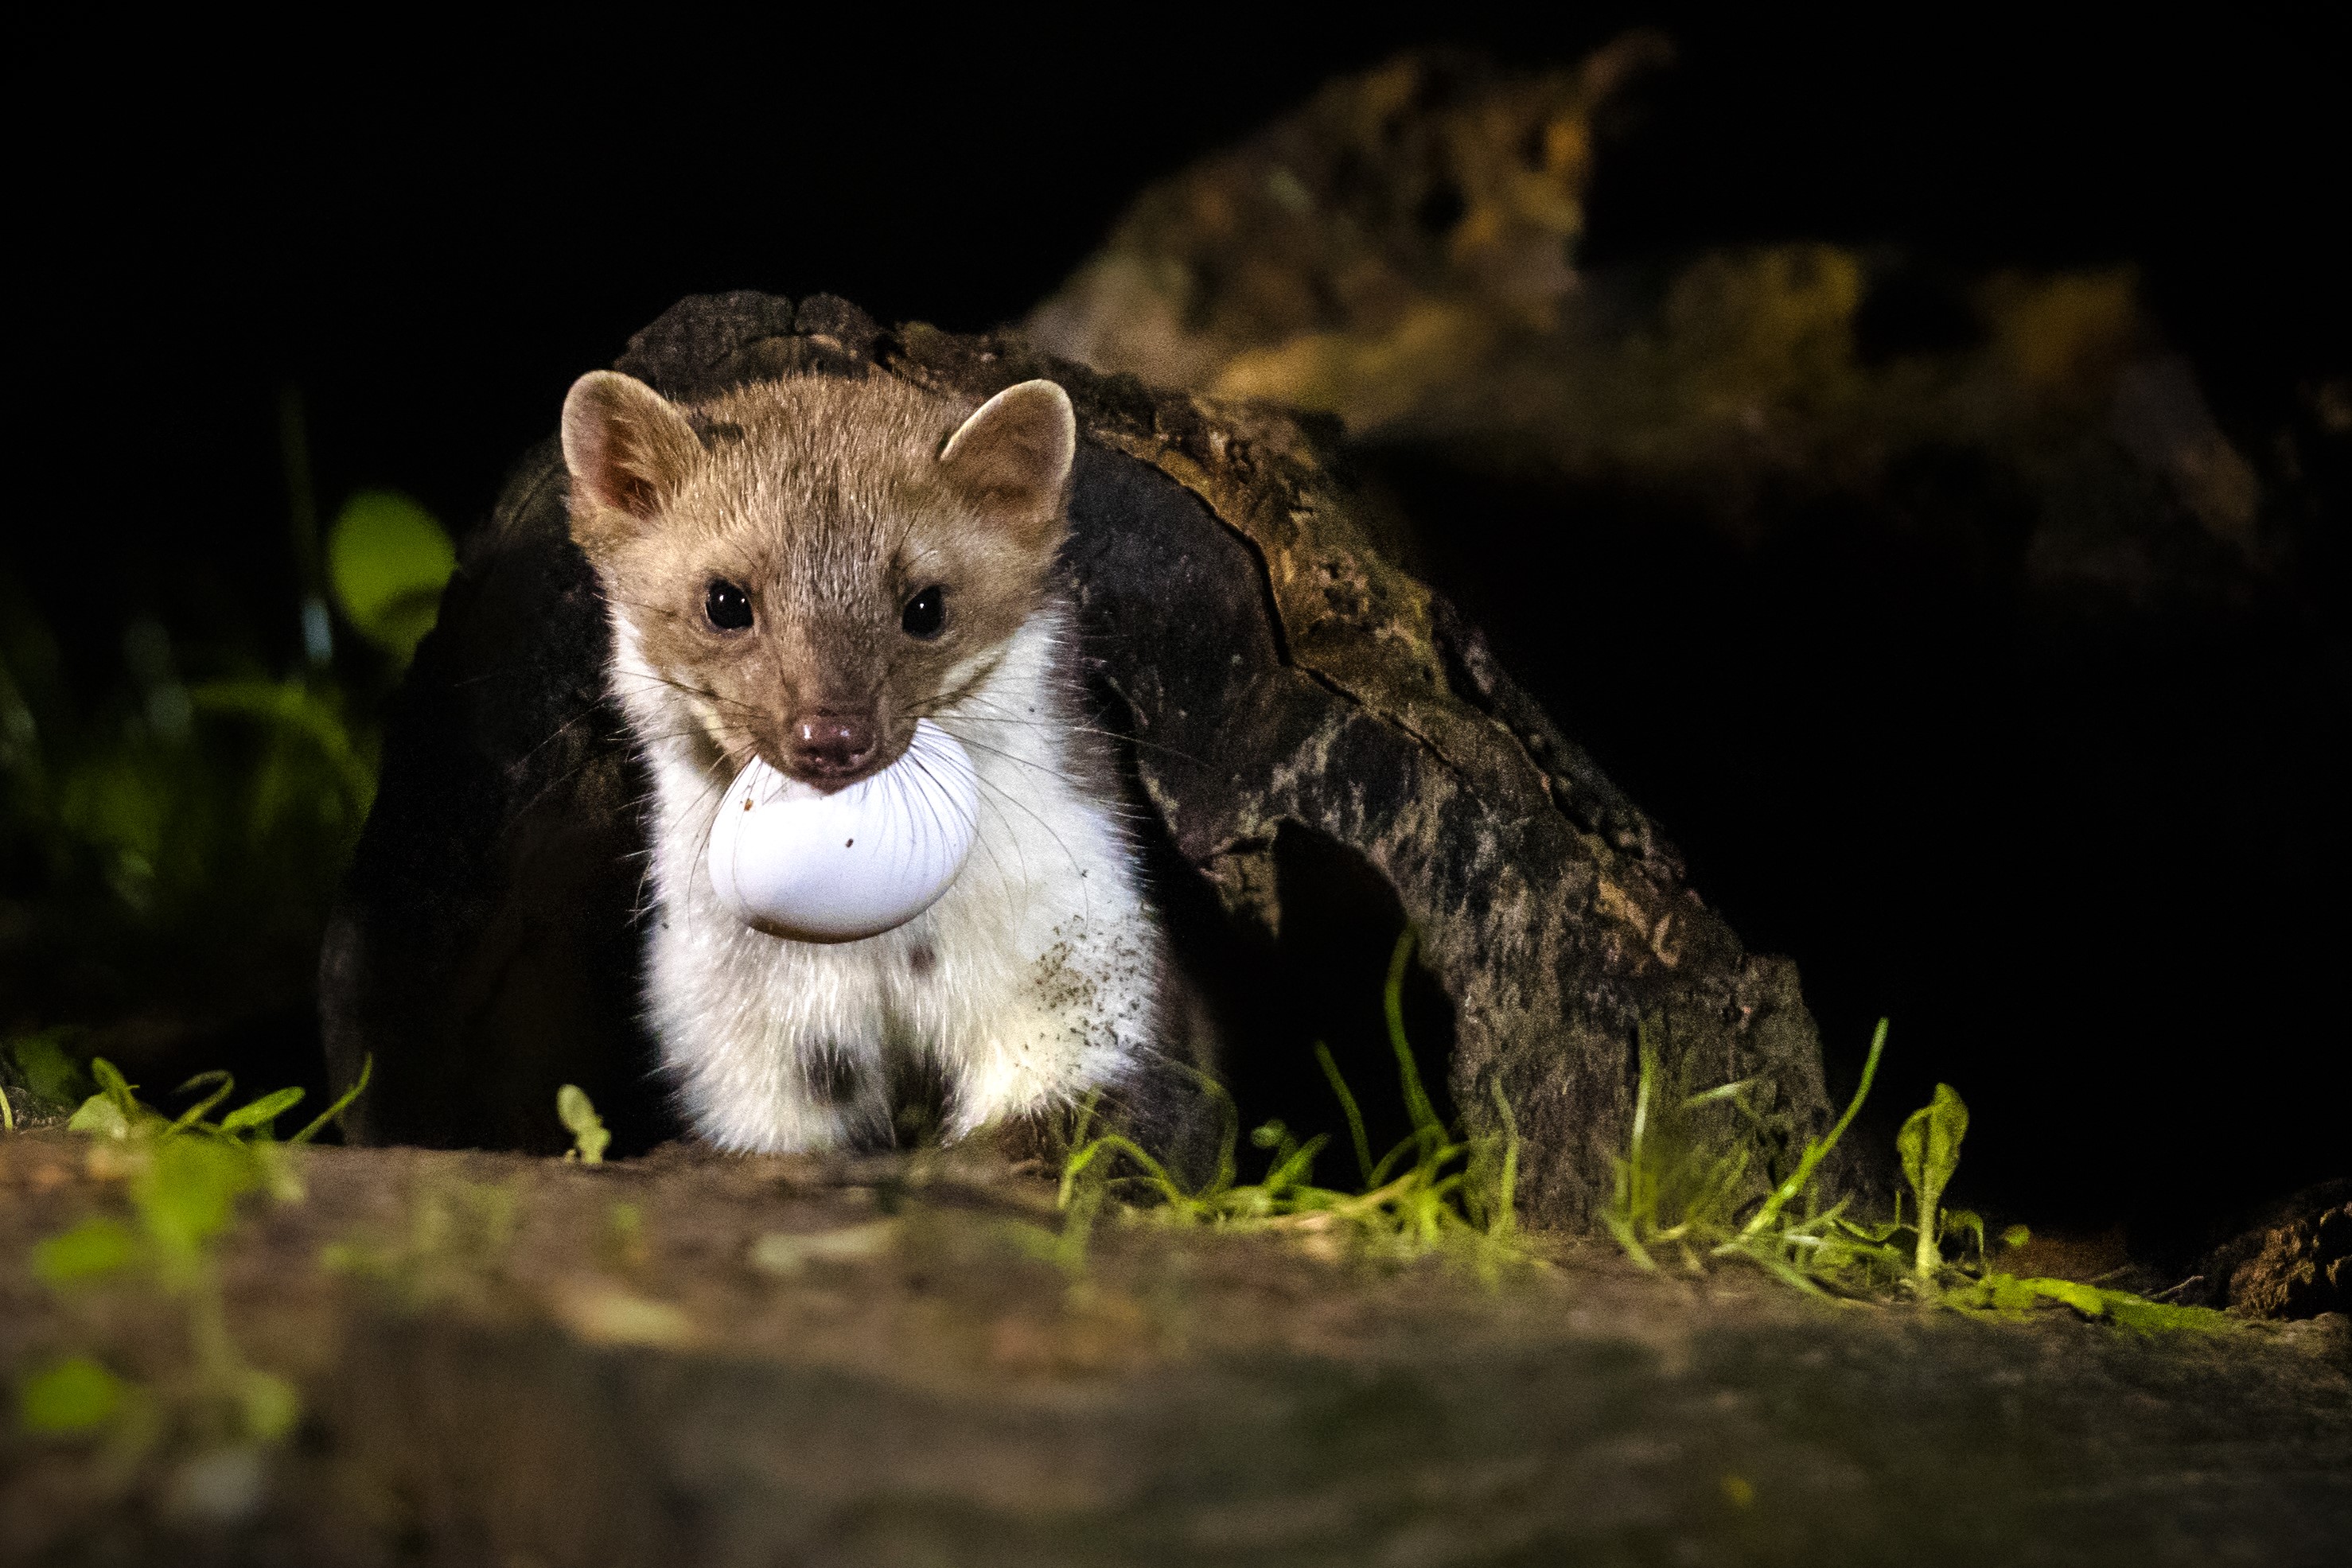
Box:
[2,1130,2347,1566]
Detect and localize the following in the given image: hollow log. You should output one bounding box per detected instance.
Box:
[321,290,1838,1228]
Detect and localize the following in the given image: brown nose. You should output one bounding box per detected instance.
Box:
[787,710,877,781]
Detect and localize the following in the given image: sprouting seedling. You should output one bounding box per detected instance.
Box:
[15,1056,363,1451]
[1898,1082,1970,1277]
[559,1085,609,1165]
[59,1053,370,1150]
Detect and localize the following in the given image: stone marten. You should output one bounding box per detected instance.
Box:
[560,368,1180,1154]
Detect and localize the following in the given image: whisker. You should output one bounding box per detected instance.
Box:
[606,669,767,717]
[939,732,1100,795]
[917,710,1208,770]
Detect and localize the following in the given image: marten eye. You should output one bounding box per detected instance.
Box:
[704,579,753,631]
[901,584,946,640]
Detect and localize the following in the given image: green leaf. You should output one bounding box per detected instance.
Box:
[33,1218,138,1284]
[557,1084,609,1166]
[137,1136,263,1261]
[1896,1083,1968,1202]
[2105,1294,2232,1334]
[1897,1082,1968,1274]
[10,1032,87,1106]
[1949,1271,2046,1313]
[90,1057,142,1120]
[2017,1275,2108,1317]
[2000,1224,2032,1250]
[218,1087,305,1137]
[185,678,376,818]
[328,492,454,660]
[66,1093,131,1139]
[19,1356,125,1434]
[238,1371,301,1443]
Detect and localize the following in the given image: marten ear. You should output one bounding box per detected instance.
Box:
[561,372,703,553]
[939,380,1076,547]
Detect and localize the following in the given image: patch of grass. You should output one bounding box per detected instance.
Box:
[1942,1269,2232,1332]
[1057,932,1525,1273]
[1602,1023,2237,1329]
[1605,1017,1908,1294]
[17,1056,368,1460]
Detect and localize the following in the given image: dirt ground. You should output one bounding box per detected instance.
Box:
[2,1130,2346,1567]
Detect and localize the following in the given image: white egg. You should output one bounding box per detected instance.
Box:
[706,718,979,942]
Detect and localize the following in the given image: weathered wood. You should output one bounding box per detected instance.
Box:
[322,290,1838,1228]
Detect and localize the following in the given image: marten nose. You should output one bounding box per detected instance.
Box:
[787,710,876,780]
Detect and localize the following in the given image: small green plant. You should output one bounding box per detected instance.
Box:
[16,1056,369,1453]
[18,1355,128,1435]
[1602,1026,2235,1329]
[5,1027,96,1128]
[558,1084,611,1165]
[1057,932,1525,1271]
[1897,1082,1978,1276]
[60,1053,368,1154]
[1605,1017,1910,1294]
[326,490,457,666]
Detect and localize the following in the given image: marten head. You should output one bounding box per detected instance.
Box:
[559,371,1075,790]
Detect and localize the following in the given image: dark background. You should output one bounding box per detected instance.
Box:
[12,14,2348,1251]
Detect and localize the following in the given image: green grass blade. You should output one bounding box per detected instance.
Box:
[1314,1041,1375,1185]
[218,1086,306,1137]
[91,1058,139,1117]
[1681,1076,1761,1110]
[1382,930,1442,1146]
[1262,1132,1330,1193]
[1486,1078,1521,1239]
[167,1071,236,1134]
[1741,1017,1884,1239]
[291,1053,371,1146]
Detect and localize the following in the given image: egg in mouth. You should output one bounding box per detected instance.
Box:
[706,718,979,942]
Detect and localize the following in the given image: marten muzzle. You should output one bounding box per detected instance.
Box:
[783,708,884,791]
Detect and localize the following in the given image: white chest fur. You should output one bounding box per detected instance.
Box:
[615,608,1162,1151]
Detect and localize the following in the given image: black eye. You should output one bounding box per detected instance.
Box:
[901,584,946,639]
[705,579,753,631]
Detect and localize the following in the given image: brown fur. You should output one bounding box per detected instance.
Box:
[560,372,1074,788]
